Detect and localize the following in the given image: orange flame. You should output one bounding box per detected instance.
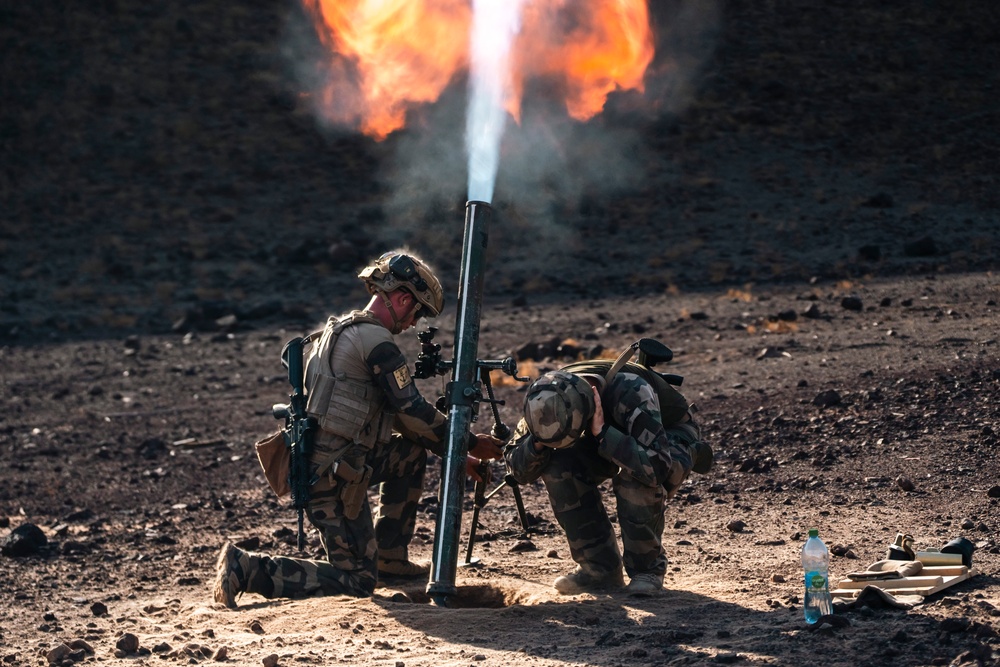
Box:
[305,0,655,139]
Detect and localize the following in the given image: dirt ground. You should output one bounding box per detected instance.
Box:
[2,1,999,666]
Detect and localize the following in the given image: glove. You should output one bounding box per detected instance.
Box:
[469,433,503,460]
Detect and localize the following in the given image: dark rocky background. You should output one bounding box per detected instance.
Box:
[1,0,997,343]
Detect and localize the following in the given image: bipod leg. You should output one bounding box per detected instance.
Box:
[463,461,490,566]
[504,475,531,536]
[464,502,483,565]
[480,473,531,537]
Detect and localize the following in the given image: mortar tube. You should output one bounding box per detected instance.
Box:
[426,200,492,604]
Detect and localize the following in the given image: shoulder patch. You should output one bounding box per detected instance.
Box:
[392,364,412,390]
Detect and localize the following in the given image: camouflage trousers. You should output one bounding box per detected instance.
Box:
[541,427,697,580]
[242,434,426,599]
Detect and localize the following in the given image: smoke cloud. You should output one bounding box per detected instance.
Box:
[283,0,721,257]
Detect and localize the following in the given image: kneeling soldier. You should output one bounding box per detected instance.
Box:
[213,250,502,607]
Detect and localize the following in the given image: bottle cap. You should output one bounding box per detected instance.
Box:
[808,528,819,538]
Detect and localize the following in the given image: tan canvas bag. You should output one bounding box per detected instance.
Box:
[254,431,290,498]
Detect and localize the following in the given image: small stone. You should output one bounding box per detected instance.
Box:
[726,520,746,533]
[68,639,94,654]
[812,390,842,408]
[115,633,140,654]
[771,574,786,583]
[1,522,48,556]
[987,485,1000,499]
[249,620,265,634]
[546,549,559,558]
[262,654,279,667]
[509,540,537,552]
[830,544,850,557]
[213,646,229,661]
[896,476,915,492]
[840,296,863,312]
[45,644,72,665]
[90,602,108,617]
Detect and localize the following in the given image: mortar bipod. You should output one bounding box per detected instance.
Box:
[463,366,531,565]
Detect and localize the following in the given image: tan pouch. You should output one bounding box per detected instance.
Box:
[335,460,373,521]
[255,431,290,498]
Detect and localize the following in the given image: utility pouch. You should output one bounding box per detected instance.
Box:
[333,459,373,521]
[254,431,290,498]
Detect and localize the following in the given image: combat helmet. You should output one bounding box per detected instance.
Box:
[358,251,444,317]
[523,370,596,449]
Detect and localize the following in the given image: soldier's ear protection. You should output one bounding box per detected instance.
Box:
[382,253,429,293]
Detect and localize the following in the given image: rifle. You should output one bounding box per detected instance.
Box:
[271,337,316,551]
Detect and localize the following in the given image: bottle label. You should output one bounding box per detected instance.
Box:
[805,572,827,590]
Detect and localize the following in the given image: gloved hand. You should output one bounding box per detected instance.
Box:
[469,433,504,460]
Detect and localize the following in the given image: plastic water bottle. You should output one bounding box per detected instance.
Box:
[802,528,834,624]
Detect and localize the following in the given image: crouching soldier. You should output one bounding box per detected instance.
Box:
[504,350,712,596]
[213,250,503,608]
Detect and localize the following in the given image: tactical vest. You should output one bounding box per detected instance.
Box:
[560,359,690,426]
[303,312,394,452]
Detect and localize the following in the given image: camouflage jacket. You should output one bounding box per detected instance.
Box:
[505,371,698,494]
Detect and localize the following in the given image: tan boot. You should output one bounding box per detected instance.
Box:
[378,558,430,578]
[626,572,664,596]
[553,567,624,595]
[213,542,251,609]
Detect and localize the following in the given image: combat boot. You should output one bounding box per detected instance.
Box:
[553,567,624,595]
[626,572,664,596]
[213,542,252,609]
[378,558,430,578]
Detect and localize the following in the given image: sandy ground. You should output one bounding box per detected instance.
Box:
[1,1,999,666]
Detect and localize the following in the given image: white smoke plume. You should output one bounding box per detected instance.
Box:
[466,0,525,204]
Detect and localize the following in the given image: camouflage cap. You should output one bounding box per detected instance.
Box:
[523,370,596,449]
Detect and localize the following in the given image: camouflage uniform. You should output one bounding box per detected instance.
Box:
[240,311,460,599]
[505,369,703,582]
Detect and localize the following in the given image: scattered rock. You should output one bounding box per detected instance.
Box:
[1,523,47,557]
[812,390,842,408]
[987,486,1000,499]
[840,296,863,312]
[896,476,915,492]
[45,644,72,665]
[802,303,823,319]
[116,633,140,654]
[510,540,537,552]
[726,520,746,533]
[262,654,279,667]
